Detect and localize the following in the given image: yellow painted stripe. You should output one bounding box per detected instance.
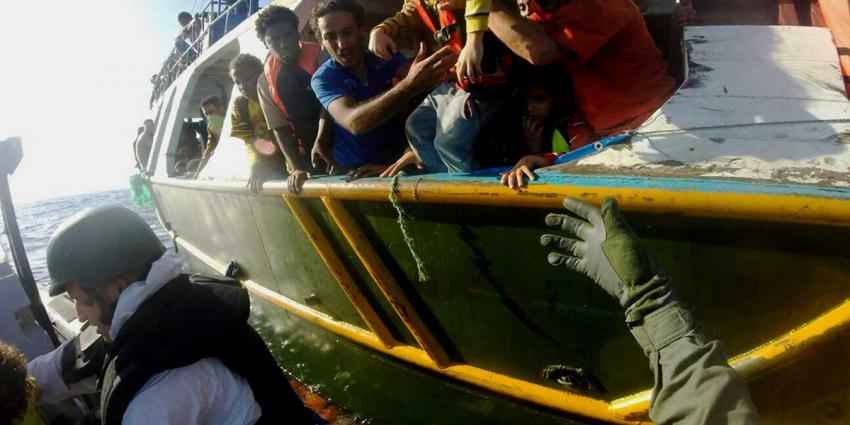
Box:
[296,179,850,227]
[149,176,850,227]
[177,231,850,423]
[282,195,397,347]
[244,278,640,425]
[322,196,452,368]
[610,297,850,418]
[172,235,641,424]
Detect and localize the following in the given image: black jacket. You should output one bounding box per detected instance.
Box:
[98,274,314,425]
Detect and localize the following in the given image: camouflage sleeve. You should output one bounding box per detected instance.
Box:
[629,303,760,425]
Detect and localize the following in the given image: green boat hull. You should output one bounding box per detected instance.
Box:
[151,176,850,424]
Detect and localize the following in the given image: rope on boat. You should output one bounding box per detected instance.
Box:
[389,174,429,282]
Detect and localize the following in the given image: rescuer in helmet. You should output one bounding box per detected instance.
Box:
[541,197,760,424]
[27,206,315,424]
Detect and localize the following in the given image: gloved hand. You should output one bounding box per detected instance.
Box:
[540,197,674,322]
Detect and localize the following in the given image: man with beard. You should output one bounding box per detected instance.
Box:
[27,206,315,424]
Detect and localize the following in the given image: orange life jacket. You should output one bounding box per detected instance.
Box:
[263,42,322,151]
[413,0,464,53]
[413,0,509,88]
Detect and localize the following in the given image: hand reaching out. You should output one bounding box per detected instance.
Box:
[456,31,485,83]
[369,28,398,61]
[380,149,423,177]
[500,154,550,190]
[400,43,458,96]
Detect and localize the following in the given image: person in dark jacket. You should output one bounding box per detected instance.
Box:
[27,206,315,425]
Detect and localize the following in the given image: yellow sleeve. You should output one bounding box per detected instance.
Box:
[374,0,414,38]
[244,143,260,167]
[465,0,491,33]
[229,97,254,144]
[228,97,260,167]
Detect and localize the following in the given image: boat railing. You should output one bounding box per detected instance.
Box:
[150,0,261,107]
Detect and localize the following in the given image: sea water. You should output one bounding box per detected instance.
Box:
[0,189,171,287]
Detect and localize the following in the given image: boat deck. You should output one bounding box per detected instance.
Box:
[562,26,850,189]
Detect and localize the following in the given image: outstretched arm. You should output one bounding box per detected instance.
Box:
[272,127,308,173]
[194,135,219,177]
[541,197,760,424]
[487,1,562,65]
[323,44,457,135]
[311,110,336,174]
[133,139,143,170]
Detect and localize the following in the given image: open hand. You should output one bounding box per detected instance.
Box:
[287,170,309,194]
[380,149,423,177]
[369,28,398,61]
[456,31,485,83]
[500,154,549,190]
[540,197,656,308]
[401,43,458,95]
[311,141,336,175]
[346,164,388,181]
[247,164,269,194]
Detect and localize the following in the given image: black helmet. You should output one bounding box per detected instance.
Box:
[46,206,165,296]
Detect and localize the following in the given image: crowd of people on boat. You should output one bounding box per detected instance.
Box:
[150,1,262,105]
[136,0,695,192]
[136,0,850,194]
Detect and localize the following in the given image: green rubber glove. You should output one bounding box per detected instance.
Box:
[541,197,674,322]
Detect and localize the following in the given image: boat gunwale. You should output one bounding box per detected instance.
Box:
[148,173,850,227]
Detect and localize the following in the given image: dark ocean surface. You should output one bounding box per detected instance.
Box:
[1,189,171,287]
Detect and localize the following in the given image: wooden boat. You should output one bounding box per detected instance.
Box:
[143,1,850,423]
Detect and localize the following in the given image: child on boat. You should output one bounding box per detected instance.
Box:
[500,68,588,189]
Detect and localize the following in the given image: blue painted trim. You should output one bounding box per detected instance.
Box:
[471,133,634,176]
[315,173,850,199]
[552,133,632,165]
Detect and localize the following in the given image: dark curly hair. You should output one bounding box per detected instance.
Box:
[255,5,300,41]
[0,342,30,425]
[309,0,364,36]
[228,53,263,74]
[201,96,223,108]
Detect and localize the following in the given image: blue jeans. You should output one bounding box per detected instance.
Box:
[405,81,498,173]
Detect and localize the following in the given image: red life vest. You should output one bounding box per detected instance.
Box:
[413,0,464,53]
[412,0,509,88]
[263,42,321,151]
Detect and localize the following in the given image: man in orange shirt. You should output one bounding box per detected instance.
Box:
[486,0,677,188]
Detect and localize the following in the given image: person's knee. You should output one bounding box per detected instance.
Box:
[404,108,435,145]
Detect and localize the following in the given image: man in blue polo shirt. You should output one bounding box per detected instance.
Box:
[309,0,457,177]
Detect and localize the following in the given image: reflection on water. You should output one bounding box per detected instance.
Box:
[0,189,171,286]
